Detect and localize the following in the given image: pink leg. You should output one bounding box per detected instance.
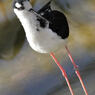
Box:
[50,52,74,95]
[65,45,88,95]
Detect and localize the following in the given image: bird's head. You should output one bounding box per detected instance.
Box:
[13,0,32,11]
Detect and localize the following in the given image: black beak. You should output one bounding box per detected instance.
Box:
[37,0,52,13]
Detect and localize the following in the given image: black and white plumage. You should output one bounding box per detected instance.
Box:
[13,0,69,53]
[12,1,89,94]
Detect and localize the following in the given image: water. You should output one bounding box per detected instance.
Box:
[0,0,95,95]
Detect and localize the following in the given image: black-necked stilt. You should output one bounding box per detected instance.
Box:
[13,0,88,95]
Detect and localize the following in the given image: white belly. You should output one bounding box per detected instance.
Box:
[26,27,65,53]
[14,9,65,53]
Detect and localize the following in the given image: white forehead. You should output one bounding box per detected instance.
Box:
[15,2,22,8]
[15,1,32,9]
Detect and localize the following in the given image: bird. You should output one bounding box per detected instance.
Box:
[12,0,88,95]
[13,0,69,53]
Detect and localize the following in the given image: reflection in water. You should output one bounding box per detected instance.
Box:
[0,0,95,95]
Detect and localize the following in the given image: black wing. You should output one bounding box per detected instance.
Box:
[48,11,69,39]
[37,1,69,39]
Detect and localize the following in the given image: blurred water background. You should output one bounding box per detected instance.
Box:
[0,0,95,95]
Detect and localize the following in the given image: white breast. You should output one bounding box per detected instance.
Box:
[14,9,65,53]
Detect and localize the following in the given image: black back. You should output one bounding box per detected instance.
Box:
[37,1,69,39]
[44,10,69,39]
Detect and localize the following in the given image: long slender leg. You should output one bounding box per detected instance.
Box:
[65,45,88,95]
[50,52,74,95]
